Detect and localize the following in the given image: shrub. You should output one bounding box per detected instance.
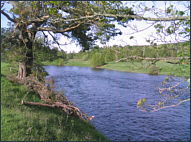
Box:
[91,53,105,68]
[58,58,64,66]
[67,53,73,59]
[105,52,115,62]
[148,65,159,75]
[82,54,89,61]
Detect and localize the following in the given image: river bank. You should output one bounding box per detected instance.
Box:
[1,62,109,141]
[43,59,190,77]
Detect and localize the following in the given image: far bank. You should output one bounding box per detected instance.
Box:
[43,59,190,77]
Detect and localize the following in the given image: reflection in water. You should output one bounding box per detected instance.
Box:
[91,68,104,71]
[43,65,190,141]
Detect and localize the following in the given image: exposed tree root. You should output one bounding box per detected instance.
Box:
[6,74,94,122]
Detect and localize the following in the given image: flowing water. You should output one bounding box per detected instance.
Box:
[43,65,190,141]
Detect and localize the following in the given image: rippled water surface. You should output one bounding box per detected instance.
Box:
[43,65,190,141]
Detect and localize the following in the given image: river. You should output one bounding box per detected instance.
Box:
[43,65,190,141]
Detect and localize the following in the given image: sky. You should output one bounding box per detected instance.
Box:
[1,1,190,53]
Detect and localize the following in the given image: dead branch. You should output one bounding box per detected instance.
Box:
[21,100,94,121]
[33,21,86,33]
[6,74,94,122]
[115,56,190,63]
[1,10,16,23]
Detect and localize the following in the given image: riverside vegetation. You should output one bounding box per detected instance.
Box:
[1,62,109,141]
[42,42,190,77]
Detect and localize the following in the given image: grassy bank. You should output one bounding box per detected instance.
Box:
[100,60,190,77]
[1,62,109,141]
[43,59,91,67]
[43,59,190,77]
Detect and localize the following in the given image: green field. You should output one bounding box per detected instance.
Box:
[1,62,109,141]
[43,59,91,67]
[43,59,190,77]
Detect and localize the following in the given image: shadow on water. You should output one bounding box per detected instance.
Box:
[91,68,104,71]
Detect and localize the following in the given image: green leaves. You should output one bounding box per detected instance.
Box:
[13,8,20,15]
[165,77,169,81]
[96,31,102,36]
[154,24,160,28]
[137,99,143,107]
[185,27,190,32]
[49,8,58,15]
[95,1,107,5]
[158,102,162,106]
[130,36,134,39]
[142,98,147,103]
[8,8,14,13]
[178,11,185,16]
[166,7,172,14]
[50,1,57,4]
[144,7,150,11]
[137,98,146,107]
[154,24,164,33]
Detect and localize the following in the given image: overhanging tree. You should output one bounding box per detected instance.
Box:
[1,1,135,79]
[1,1,190,111]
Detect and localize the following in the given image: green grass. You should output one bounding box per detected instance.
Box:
[43,59,190,77]
[1,62,109,141]
[100,60,190,77]
[42,59,59,66]
[43,59,92,67]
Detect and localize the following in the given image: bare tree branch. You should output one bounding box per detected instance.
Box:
[32,21,86,33]
[48,31,61,49]
[140,98,190,112]
[159,79,187,94]
[44,14,190,25]
[125,21,157,35]
[115,56,190,63]
[1,10,16,23]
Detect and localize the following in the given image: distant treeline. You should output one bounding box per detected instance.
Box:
[1,25,189,64]
[30,41,189,63]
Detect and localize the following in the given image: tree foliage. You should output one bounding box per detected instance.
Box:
[91,53,105,68]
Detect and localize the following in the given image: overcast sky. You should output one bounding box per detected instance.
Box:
[1,1,190,53]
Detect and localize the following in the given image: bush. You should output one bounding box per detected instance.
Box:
[91,53,105,68]
[67,53,73,59]
[82,54,89,61]
[105,52,115,62]
[58,58,64,66]
[148,65,159,75]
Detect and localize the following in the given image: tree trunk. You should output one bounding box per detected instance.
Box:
[18,62,26,79]
[17,40,33,79]
[17,26,37,79]
[25,41,33,76]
